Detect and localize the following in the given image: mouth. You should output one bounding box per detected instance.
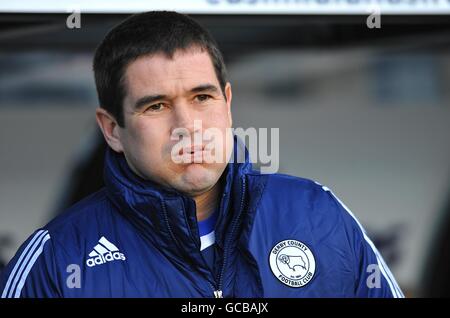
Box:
[179,144,205,156]
[176,144,208,164]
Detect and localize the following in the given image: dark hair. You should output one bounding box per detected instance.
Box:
[93,11,228,127]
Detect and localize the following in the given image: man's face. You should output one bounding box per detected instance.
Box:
[116,48,233,197]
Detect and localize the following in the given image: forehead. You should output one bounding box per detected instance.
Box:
[123,48,218,100]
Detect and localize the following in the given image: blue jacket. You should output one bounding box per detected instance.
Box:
[0,140,404,298]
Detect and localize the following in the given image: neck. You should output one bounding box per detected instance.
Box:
[194,181,222,221]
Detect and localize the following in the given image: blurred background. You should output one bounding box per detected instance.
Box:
[1,1,450,297]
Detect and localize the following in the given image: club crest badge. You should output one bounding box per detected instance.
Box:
[269,239,316,288]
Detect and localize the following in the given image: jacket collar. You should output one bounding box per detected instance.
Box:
[103,136,252,266]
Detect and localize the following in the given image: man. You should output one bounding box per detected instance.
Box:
[0,11,403,298]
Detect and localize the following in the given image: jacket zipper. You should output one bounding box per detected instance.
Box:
[161,177,246,298]
[162,197,223,298]
[215,176,246,298]
[160,199,182,250]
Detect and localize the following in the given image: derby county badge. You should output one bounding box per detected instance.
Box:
[269,239,316,288]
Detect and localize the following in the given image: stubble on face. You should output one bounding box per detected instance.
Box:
[117,47,233,197]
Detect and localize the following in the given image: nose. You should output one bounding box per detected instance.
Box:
[170,103,200,138]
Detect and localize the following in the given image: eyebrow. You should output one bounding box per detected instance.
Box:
[133,94,166,110]
[190,84,220,94]
[133,83,221,110]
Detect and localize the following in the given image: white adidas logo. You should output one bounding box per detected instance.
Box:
[86,236,126,267]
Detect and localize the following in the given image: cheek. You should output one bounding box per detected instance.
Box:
[201,108,232,151]
[206,105,232,129]
[126,120,167,155]
[204,108,233,155]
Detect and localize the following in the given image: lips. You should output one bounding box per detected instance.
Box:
[179,144,205,156]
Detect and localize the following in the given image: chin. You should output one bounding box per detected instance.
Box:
[178,164,219,195]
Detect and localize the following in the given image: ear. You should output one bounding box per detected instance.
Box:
[224,82,233,127]
[95,107,124,153]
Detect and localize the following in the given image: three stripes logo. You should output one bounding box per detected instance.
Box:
[1,229,50,298]
[86,236,126,267]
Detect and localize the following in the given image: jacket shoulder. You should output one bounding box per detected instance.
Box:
[41,188,121,258]
[44,188,112,235]
[255,173,360,247]
[261,173,329,203]
[261,173,352,222]
[0,189,115,298]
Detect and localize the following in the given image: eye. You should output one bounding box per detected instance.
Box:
[195,94,211,102]
[145,103,165,112]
